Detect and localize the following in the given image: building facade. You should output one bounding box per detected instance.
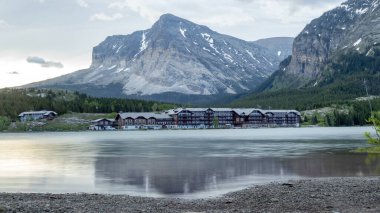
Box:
[116,112,176,130]
[89,118,116,130]
[115,108,301,130]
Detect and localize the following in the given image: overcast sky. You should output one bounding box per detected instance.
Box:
[0,0,345,88]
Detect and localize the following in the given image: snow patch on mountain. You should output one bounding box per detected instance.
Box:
[246,50,260,64]
[356,8,369,14]
[108,65,117,70]
[26,14,287,98]
[179,27,187,38]
[226,87,237,94]
[262,56,273,66]
[203,47,211,52]
[353,38,362,46]
[135,32,149,58]
[223,53,234,63]
[201,33,220,54]
[372,0,380,10]
[116,45,123,53]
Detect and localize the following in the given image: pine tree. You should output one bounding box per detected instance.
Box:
[311,115,318,125]
[365,116,380,145]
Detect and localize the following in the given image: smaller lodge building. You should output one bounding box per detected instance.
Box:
[18,110,58,122]
[116,108,301,130]
[89,118,116,131]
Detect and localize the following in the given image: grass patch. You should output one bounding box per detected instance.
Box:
[59,112,116,120]
[354,146,380,154]
[6,121,89,132]
[0,207,6,213]
[3,112,117,132]
[32,122,89,132]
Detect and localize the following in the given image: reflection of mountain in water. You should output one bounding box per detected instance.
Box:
[94,154,380,195]
[95,157,288,195]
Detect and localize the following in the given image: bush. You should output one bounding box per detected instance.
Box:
[365,116,380,145]
[0,116,11,131]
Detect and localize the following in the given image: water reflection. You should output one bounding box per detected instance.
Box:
[94,154,380,197]
[0,137,98,193]
[0,128,379,198]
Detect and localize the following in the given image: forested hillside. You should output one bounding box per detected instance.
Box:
[232,87,380,127]
[0,88,177,120]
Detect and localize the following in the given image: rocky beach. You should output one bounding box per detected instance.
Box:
[1,177,379,212]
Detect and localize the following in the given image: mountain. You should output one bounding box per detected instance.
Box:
[232,0,380,110]
[252,37,294,61]
[259,0,380,91]
[25,14,289,104]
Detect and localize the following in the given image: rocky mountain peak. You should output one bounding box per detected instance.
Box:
[156,13,188,24]
[340,0,379,14]
[25,14,293,103]
[151,13,188,33]
[259,0,380,91]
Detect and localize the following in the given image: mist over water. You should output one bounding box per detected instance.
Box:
[0,127,379,198]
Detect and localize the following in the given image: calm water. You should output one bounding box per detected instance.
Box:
[0,127,379,198]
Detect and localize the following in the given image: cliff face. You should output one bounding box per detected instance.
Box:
[264,0,380,90]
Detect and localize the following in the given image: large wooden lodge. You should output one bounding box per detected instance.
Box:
[115,108,301,130]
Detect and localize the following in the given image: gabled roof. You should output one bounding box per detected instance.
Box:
[211,108,234,112]
[118,112,172,120]
[233,108,256,115]
[262,110,301,116]
[177,108,209,112]
[18,111,58,117]
[91,118,115,123]
[173,108,235,113]
[119,108,301,118]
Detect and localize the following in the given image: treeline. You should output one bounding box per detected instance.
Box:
[234,47,380,109]
[324,99,380,126]
[240,90,380,126]
[0,89,178,120]
[231,75,380,111]
[320,47,380,86]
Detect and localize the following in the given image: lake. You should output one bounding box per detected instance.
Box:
[0,127,379,199]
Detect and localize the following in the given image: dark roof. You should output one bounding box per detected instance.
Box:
[18,111,58,117]
[91,118,115,123]
[118,113,172,120]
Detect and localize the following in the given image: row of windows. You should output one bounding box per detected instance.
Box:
[122,116,299,125]
[179,114,298,118]
[177,117,234,120]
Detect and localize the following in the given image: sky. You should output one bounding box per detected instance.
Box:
[0,0,346,88]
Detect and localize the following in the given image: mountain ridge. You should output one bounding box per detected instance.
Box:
[259,0,380,91]
[25,14,292,104]
[233,0,380,109]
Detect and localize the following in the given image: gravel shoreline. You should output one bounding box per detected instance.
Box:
[1,177,379,212]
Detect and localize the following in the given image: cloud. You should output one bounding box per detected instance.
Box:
[0,20,10,29]
[76,0,88,8]
[26,56,64,68]
[7,71,19,75]
[106,0,343,28]
[107,0,255,26]
[90,12,123,21]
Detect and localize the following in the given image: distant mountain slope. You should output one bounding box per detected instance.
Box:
[259,0,380,91]
[25,14,290,104]
[252,37,294,61]
[232,0,380,109]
